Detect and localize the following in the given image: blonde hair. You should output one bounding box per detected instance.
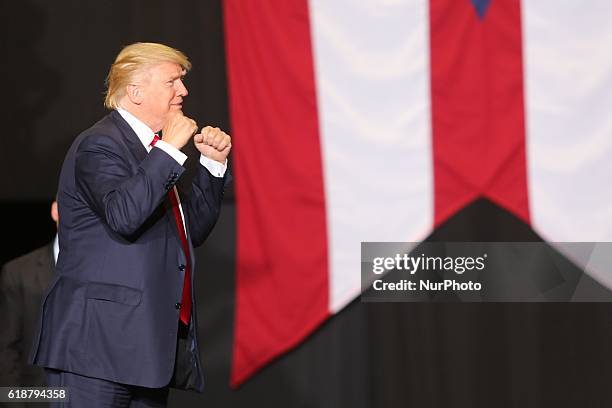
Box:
[104,42,192,110]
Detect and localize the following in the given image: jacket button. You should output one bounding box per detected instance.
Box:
[175,303,181,309]
[179,264,186,271]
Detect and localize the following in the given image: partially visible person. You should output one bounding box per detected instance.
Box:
[0,201,58,391]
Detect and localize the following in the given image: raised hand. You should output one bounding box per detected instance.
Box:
[161,112,198,150]
[194,126,232,163]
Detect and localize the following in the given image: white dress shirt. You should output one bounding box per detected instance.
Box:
[53,234,59,265]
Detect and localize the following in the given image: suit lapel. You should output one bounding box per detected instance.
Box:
[163,192,182,244]
[165,186,196,268]
[176,184,196,266]
[109,110,148,163]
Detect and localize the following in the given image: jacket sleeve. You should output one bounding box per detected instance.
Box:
[75,134,186,238]
[0,265,23,386]
[182,164,228,248]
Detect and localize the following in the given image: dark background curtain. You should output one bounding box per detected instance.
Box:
[2,1,612,407]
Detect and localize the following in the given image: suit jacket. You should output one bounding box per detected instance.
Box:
[0,243,55,389]
[29,110,226,391]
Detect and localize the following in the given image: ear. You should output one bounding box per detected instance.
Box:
[50,200,59,226]
[126,84,143,105]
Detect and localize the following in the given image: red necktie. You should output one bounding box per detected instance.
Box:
[151,135,192,325]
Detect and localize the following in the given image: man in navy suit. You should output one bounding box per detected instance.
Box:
[29,42,231,407]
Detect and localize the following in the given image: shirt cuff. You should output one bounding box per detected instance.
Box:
[153,140,187,166]
[200,155,227,178]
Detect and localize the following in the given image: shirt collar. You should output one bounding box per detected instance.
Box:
[116,108,156,149]
[53,234,59,265]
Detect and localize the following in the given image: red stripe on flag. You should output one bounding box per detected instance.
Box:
[224,0,330,386]
[429,0,530,226]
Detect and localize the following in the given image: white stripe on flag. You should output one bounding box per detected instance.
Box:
[308,0,433,312]
[524,1,612,242]
[524,1,612,287]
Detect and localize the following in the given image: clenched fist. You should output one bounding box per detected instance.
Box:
[194,126,232,163]
[162,112,198,150]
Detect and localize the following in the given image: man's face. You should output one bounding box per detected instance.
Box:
[138,61,188,130]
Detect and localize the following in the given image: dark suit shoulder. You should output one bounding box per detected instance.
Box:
[74,112,146,163]
[76,115,125,150]
[1,244,53,287]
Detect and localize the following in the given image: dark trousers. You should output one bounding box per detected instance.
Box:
[45,369,169,408]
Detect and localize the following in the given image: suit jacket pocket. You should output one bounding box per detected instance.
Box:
[85,281,142,306]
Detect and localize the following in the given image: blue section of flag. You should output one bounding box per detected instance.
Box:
[470,0,492,18]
